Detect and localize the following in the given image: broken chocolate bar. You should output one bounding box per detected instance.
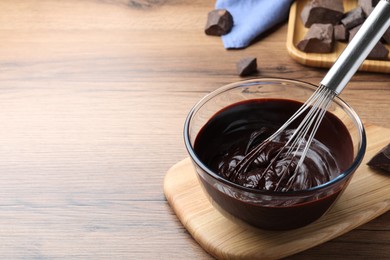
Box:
[341,6,366,29]
[334,24,348,42]
[349,25,389,60]
[297,23,334,53]
[236,57,257,77]
[367,143,390,173]
[205,9,233,36]
[301,0,344,28]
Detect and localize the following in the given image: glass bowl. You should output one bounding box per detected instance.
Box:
[184,78,366,230]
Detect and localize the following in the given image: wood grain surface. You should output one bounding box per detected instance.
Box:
[0,0,389,259]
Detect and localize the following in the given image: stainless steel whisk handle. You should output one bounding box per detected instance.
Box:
[320,0,390,95]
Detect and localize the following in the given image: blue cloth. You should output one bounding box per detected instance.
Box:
[216,0,294,49]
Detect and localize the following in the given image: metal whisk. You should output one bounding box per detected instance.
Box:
[233,0,390,191]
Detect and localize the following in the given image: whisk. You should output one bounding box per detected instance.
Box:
[233,0,390,191]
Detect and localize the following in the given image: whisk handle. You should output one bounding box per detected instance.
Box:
[320,0,390,95]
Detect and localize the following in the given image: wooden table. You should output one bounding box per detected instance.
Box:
[0,0,388,258]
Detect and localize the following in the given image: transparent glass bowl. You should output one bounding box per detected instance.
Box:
[184,78,366,230]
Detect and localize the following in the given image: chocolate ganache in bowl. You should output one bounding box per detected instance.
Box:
[184,78,366,230]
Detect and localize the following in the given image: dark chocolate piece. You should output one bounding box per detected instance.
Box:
[236,57,257,77]
[301,0,344,28]
[341,7,366,29]
[334,24,348,42]
[205,9,233,36]
[349,25,389,60]
[358,0,380,16]
[367,143,390,173]
[297,23,334,53]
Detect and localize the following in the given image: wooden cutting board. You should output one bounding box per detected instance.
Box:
[286,0,390,73]
[164,123,390,259]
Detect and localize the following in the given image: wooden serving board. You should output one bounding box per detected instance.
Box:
[164,124,390,259]
[286,0,390,73]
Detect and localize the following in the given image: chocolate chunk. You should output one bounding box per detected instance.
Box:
[367,143,390,173]
[349,25,389,60]
[205,9,233,36]
[297,24,334,53]
[236,57,257,77]
[341,7,366,29]
[301,0,344,28]
[358,0,380,16]
[334,24,348,42]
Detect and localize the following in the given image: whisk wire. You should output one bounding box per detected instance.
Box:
[286,85,335,157]
[282,87,336,190]
[270,85,336,191]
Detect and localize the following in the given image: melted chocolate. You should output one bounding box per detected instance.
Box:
[195,99,352,192]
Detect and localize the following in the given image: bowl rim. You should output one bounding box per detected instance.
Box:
[183,77,367,196]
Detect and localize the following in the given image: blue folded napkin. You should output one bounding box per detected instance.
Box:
[216,0,294,49]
